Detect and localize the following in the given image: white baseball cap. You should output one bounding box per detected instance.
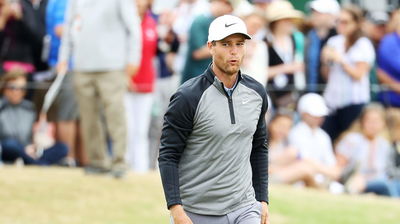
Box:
[298,93,329,117]
[207,15,252,43]
[309,0,340,15]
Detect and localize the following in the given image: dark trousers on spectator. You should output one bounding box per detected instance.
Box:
[322,103,364,143]
[1,139,68,165]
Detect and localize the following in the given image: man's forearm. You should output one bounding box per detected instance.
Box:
[251,145,269,203]
[159,161,182,208]
[192,45,211,60]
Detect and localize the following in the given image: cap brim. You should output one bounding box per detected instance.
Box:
[208,32,252,42]
[306,108,329,117]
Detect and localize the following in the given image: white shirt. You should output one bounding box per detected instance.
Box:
[323,35,375,110]
[336,132,391,180]
[289,121,336,166]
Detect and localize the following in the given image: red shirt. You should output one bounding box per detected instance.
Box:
[131,11,158,93]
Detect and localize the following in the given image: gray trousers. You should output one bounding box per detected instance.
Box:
[171,202,262,224]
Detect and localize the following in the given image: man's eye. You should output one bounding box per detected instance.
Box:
[237,42,244,46]
[222,43,229,47]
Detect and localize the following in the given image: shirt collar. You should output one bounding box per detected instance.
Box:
[205,63,242,96]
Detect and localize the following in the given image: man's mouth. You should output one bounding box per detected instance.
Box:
[229,59,238,64]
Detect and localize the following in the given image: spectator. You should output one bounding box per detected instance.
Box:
[241,10,268,86]
[180,0,234,84]
[363,11,389,102]
[376,9,400,108]
[322,5,375,142]
[57,0,142,178]
[265,0,305,110]
[125,0,158,172]
[251,0,273,41]
[289,93,340,186]
[363,11,389,48]
[0,0,49,105]
[148,9,180,170]
[0,0,48,74]
[386,108,400,183]
[0,69,67,165]
[172,0,209,76]
[45,0,82,167]
[269,111,319,188]
[336,103,400,197]
[305,0,340,94]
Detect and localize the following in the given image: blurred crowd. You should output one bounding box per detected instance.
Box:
[0,0,400,197]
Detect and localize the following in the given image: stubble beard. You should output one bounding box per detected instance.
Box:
[215,60,241,77]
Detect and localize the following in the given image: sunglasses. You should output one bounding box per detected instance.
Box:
[5,84,27,91]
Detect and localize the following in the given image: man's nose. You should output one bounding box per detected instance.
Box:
[230,45,239,55]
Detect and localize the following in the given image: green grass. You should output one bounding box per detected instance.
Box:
[1,166,399,224]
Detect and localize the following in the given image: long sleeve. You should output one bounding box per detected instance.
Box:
[118,0,142,67]
[158,91,195,208]
[250,90,269,203]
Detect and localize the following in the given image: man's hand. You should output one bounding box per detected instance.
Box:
[322,47,343,64]
[54,24,64,38]
[56,61,68,75]
[126,64,138,91]
[170,205,193,224]
[9,1,22,20]
[125,64,138,78]
[260,201,269,224]
[25,144,37,158]
[290,61,304,73]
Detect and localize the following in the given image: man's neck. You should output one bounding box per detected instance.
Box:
[315,27,330,39]
[212,65,238,88]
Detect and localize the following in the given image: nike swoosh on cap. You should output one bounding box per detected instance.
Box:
[225,23,237,28]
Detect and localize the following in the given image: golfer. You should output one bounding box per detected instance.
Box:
[159,15,269,224]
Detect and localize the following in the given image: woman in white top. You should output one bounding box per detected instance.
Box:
[336,103,399,197]
[264,1,305,110]
[321,5,375,142]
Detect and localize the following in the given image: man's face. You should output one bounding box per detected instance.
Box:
[361,110,384,139]
[363,21,386,43]
[208,34,247,76]
[302,113,324,129]
[311,10,335,29]
[3,76,27,105]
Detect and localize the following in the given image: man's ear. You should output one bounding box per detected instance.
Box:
[207,41,214,55]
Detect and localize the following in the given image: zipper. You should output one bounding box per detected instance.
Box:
[228,95,236,124]
[221,83,236,124]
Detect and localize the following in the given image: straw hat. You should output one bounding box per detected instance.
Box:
[265,0,303,23]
